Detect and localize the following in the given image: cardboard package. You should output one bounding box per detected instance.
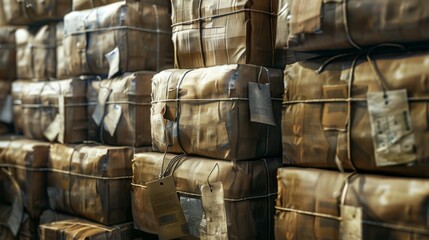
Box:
[276,167,429,239]
[39,219,133,240]
[132,152,282,240]
[0,138,50,218]
[276,0,429,51]
[151,64,283,161]
[0,0,72,26]
[20,78,89,143]
[47,144,134,225]
[16,24,56,81]
[172,0,276,68]
[63,1,173,77]
[283,50,429,177]
[0,27,16,80]
[87,71,154,147]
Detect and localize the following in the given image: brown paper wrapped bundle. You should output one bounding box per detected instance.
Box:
[0,0,72,26]
[16,24,56,81]
[63,1,173,77]
[171,0,276,68]
[276,0,429,51]
[132,152,281,240]
[87,71,154,147]
[0,138,50,219]
[39,219,133,240]
[276,167,429,239]
[47,144,134,225]
[283,50,429,177]
[20,78,88,143]
[0,27,16,80]
[151,64,283,161]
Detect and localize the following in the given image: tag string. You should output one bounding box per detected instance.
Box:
[174,70,193,155]
[256,66,270,89]
[342,0,361,50]
[207,163,220,192]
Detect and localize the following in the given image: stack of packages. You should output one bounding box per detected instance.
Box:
[0,0,175,239]
[0,1,74,238]
[37,0,174,239]
[275,0,429,239]
[131,0,285,239]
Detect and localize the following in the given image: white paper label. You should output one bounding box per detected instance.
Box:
[43,114,61,142]
[340,205,362,240]
[105,47,120,79]
[248,82,276,126]
[92,88,111,126]
[103,104,122,136]
[200,182,228,240]
[367,90,416,166]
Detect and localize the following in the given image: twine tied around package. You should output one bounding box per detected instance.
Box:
[133,157,276,202]
[283,43,408,173]
[171,0,276,67]
[153,66,281,159]
[275,172,429,235]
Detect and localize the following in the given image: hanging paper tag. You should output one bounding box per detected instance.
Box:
[105,47,120,79]
[248,82,276,126]
[43,114,61,142]
[103,104,122,136]
[147,175,189,240]
[340,205,362,240]
[367,90,416,166]
[200,182,228,240]
[92,88,112,126]
[0,95,13,123]
[180,197,203,238]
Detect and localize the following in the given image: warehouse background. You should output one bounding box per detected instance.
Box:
[0,0,428,239]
